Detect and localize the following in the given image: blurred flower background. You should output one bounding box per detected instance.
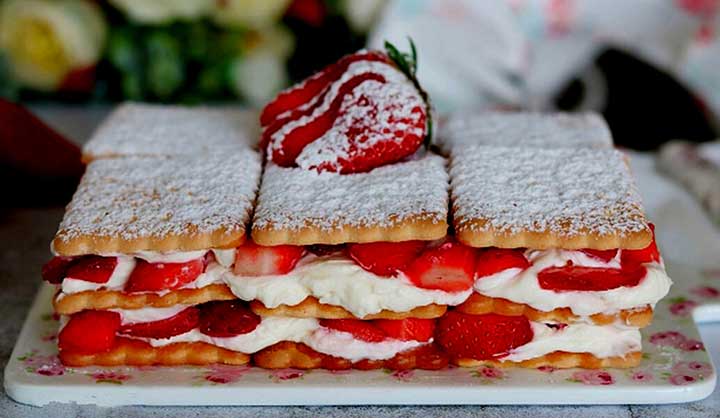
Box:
[0,0,385,105]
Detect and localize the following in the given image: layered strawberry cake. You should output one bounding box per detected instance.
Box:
[42,41,672,371]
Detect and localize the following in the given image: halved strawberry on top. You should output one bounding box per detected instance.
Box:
[259,50,390,127]
[124,258,205,293]
[261,40,431,174]
[233,241,305,276]
[403,240,476,292]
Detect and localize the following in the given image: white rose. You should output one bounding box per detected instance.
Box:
[0,0,106,91]
[342,0,386,32]
[212,0,292,29]
[108,0,212,24]
[231,25,294,106]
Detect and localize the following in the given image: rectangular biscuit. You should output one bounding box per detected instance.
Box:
[82,103,259,162]
[449,146,652,249]
[252,153,450,245]
[52,149,262,255]
[438,111,613,152]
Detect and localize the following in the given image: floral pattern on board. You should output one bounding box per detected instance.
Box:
[91,371,131,385]
[269,369,305,382]
[569,370,615,385]
[18,350,66,377]
[472,366,504,381]
[202,365,252,384]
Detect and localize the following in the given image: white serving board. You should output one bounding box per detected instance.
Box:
[4,262,718,407]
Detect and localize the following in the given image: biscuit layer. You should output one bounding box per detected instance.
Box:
[53,284,235,315]
[252,341,448,370]
[53,150,261,255]
[456,350,642,369]
[456,293,653,327]
[250,297,446,319]
[59,337,250,366]
[82,104,258,162]
[252,155,449,245]
[449,146,652,250]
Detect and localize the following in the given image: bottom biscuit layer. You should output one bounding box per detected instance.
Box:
[59,337,250,367]
[253,341,449,370]
[456,350,642,369]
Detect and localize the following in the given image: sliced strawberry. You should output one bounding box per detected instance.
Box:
[403,240,476,292]
[435,312,533,360]
[621,224,660,266]
[348,241,426,277]
[581,249,619,262]
[41,256,76,284]
[537,263,647,291]
[233,241,305,276]
[270,72,386,167]
[198,300,261,337]
[260,50,389,126]
[319,319,386,343]
[65,256,118,283]
[118,307,199,339]
[58,310,121,354]
[124,258,205,293]
[374,318,435,342]
[475,248,529,278]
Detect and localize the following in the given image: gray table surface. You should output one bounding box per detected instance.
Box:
[1,106,719,418]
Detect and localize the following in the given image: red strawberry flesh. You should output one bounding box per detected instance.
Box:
[374,318,435,342]
[475,248,529,278]
[348,240,426,277]
[65,256,118,283]
[319,319,386,343]
[403,240,476,292]
[538,263,647,292]
[198,300,261,337]
[435,312,533,360]
[58,310,121,354]
[118,307,200,339]
[125,258,205,293]
[233,241,305,276]
[41,256,76,284]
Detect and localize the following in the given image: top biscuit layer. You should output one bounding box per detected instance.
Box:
[252,154,449,245]
[53,149,262,255]
[449,146,651,249]
[82,103,258,162]
[438,111,613,153]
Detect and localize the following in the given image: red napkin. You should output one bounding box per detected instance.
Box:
[0,99,84,206]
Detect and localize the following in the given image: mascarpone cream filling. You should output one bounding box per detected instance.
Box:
[504,321,641,362]
[224,255,472,318]
[474,249,672,317]
[134,316,426,360]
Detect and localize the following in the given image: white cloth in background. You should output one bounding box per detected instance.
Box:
[369,0,719,119]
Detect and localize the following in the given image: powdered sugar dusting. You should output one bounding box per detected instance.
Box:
[438,111,613,152]
[296,78,424,170]
[56,149,261,244]
[450,146,649,237]
[253,154,448,231]
[83,103,258,158]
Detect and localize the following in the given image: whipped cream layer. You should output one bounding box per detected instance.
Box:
[135,316,427,360]
[59,252,469,316]
[110,305,189,325]
[225,254,472,318]
[474,249,672,317]
[504,321,641,362]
